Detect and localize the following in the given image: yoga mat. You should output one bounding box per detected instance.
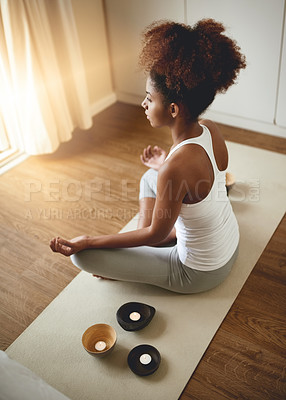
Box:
[6,142,286,400]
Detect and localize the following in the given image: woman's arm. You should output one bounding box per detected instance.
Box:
[50,163,183,256]
[149,227,177,247]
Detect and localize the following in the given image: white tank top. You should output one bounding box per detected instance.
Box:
[165,124,239,271]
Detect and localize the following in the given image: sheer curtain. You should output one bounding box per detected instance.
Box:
[0,0,92,155]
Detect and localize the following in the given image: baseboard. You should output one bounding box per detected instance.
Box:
[0,152,29,176]
[203,110,286,139]
[90,93,117,117]
[116,91,143,106]
[115,91,286,139]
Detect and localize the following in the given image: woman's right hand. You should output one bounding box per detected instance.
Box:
[50,235,88,256]
[140,145,167,170]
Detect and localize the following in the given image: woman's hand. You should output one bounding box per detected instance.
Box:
[50,235,88,256]
[140,145,167,170]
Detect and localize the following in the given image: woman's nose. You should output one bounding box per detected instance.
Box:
[141,98,147,109]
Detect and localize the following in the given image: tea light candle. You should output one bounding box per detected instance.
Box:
[95,341,107,351]
[129,311,141,321]
[139,353,152,365]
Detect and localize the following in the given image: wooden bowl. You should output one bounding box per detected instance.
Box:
[116,302,155,331]
[82,323,117,357]
[127,344,161,376]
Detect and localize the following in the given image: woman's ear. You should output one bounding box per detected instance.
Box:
[170,103,179,118]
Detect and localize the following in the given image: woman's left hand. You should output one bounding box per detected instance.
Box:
[140,145,167,170]
[50,235,88,256]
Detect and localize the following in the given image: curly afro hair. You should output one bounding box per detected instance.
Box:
[139,19,246,120]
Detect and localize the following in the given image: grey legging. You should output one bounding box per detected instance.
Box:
[70,169,238,294]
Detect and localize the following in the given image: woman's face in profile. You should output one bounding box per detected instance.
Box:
[141,76,172,129]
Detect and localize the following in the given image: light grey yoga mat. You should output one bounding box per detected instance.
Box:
[6,141,286,400]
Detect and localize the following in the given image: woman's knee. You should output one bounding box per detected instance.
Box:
[70,250,96,273]
[70,253,83,270]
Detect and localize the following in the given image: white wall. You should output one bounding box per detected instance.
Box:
[186,0,283,124]
[104,0,185,103]
[72,0,116,115]
[104,0,286,138]
[276,14,286,128]
[186,0,286,137]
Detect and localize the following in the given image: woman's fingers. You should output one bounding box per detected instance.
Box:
[142,147,147,161]
[140,145,165,166]
[145,145,152,158]
[50,237,73,256]
[57,238,73,256]
[49,238,56,252]
[143,146,150,161]
[57,237,73,247]
[146,145,152,158]
[154,146,166,156]
[142,145,156,160]
[50,237,60,253]
[140,154,148,165]
[141,145,151,164]
[56,237,63,253]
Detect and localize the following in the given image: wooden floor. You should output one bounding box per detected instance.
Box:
[1,102,285,399]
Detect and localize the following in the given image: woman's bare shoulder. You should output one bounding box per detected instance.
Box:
[199,119,222,137]
[199,118,228,171]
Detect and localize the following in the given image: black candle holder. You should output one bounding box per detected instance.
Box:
[127,344,161,376]
[116,302,155,331]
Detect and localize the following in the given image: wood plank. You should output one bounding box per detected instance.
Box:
[1,102,286,399]
[182,329,286,400]
[180,214,286,399]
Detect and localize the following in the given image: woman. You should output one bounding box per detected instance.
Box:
[50,19,246,293]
